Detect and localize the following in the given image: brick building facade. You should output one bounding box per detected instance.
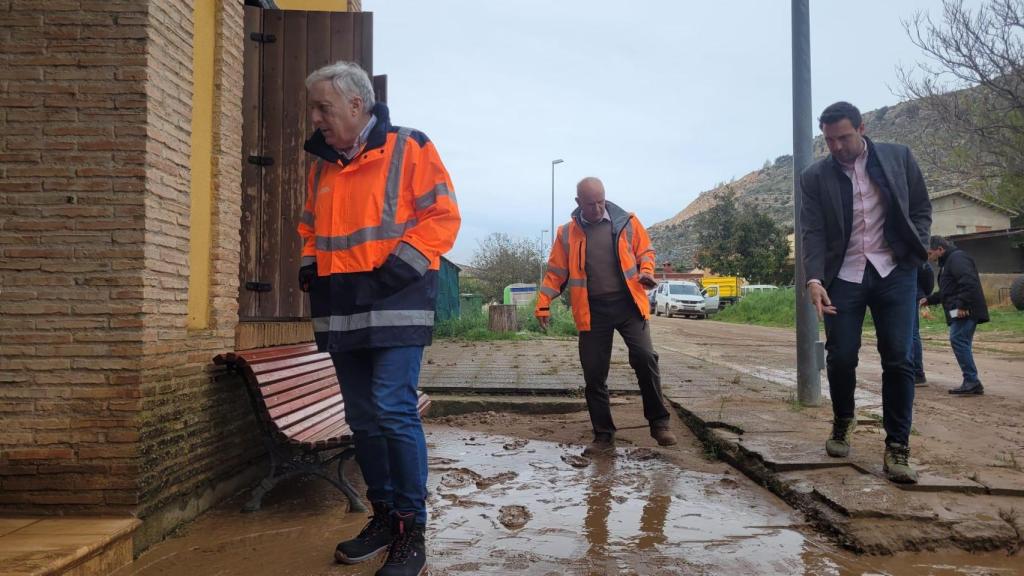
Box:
[0,0,358,550]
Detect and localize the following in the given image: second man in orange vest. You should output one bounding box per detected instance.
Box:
[536,177,677,455]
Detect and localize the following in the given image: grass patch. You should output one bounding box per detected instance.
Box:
[714,287,1024,338]
[433,297,578,341]
[713,288,797,328]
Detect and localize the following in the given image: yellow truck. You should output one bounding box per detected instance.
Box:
[699,276,742,309]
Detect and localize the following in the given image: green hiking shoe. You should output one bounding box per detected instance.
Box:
[883,443,918,484]
[825,417,856,458]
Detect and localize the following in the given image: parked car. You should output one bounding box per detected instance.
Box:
[741,284,778,296]
[654,280,712,319]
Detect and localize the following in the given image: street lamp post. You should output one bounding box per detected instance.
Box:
[551,159,564,240]
[792,0,822,406]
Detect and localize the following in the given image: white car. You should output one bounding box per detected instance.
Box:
[654,280,716,319]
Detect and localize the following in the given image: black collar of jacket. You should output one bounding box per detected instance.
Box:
[303,102,392,165]
[938,247,958,267]
[571,201,633,235]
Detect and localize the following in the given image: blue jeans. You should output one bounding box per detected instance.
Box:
[824,264,917,446]
[331,346,428,524]
[912,312,925,378]
[948,318,980,385]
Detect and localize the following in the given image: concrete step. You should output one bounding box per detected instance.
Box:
[0,516,140,576]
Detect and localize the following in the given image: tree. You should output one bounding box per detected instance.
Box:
[470,233,544,302]
[693,192,791,284]
[898,0,1024,222]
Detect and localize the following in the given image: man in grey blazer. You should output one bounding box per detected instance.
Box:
[800,101,932,484]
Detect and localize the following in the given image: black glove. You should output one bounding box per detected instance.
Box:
[298,263,317,293]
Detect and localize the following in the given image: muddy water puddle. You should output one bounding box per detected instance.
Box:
[121,425,1021,576]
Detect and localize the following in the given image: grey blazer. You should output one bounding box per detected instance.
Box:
[799,137,932,289]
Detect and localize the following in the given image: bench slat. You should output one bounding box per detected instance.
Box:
[254,358,335,386]
[280,402,345,441]
[250,352,332,376]
[263,373,338,410]
[292,412,352,445]
[231,343,320,363]
[259,366,337,397]
[268,386,343,421]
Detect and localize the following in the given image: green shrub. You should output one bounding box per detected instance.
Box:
[713,288,796,327]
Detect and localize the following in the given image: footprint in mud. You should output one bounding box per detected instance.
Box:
[428,456,457,468]
[476,471,518,489]
[560,453,590,468]
[626,448,661,461]
[503,438,529,451]
[498,505,532,530]
[440,468,483,489]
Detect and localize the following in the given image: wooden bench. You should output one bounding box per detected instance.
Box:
[213,342,431,512]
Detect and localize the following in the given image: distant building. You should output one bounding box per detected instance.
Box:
[929,189,1017,236]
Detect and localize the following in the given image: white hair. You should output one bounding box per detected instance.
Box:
[305,60,375,112]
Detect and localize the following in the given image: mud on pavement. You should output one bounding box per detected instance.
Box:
[119,400,1022,576]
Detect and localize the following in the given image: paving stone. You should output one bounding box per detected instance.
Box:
[733,433,851,472]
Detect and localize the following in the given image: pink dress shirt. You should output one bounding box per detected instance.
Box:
[836,141,896,283]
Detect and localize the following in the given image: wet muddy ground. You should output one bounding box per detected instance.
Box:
[116,403,1021,576]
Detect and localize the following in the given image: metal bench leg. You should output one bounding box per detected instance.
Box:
[337,448,367,513]
[243,470,286,513]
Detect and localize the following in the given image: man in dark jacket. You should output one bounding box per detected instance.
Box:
[913,262,935,386]
[800,102,932,484]
[924,236,989,395]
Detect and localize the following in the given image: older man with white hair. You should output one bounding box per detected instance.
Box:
[297,60,460,576]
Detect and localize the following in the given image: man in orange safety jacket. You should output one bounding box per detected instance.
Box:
[297,61,459,576]
[536,177,677,456]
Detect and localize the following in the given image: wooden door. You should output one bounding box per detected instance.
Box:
[239,7,383,321]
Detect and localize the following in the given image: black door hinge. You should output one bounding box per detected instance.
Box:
[245,281,272,293]
[249,32,277,43]
[247,155,274,166]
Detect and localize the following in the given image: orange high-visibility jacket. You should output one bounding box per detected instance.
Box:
[297,103,460,351]
[535,202,655,331]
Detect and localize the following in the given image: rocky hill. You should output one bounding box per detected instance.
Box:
[650,99,963,267]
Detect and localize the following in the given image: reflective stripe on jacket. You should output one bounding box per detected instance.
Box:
[297,102,460,351]
[534,202,655,331]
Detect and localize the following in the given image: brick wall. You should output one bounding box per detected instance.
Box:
[0,0,150,511]
[134,0,261,527]
[1,0,260,543]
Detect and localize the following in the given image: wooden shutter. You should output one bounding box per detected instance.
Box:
[239,7,378,321]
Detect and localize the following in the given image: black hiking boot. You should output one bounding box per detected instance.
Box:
[914,373,928,386]
[375,512,427,576]
[949,382,984,396]
[335,501,393,564]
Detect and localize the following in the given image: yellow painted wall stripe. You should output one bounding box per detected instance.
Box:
[187,0,217,329]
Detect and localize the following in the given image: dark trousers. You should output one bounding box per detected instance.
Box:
[949,318,980,385]
[330,346,428,524]
[824,264,917,446]
[578,294,670,436]
[911,312,925,379]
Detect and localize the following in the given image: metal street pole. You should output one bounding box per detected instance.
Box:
[793,0,822,406]
[551,159,564,240]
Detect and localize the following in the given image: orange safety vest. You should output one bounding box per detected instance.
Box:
[535,202,655,331]
[297,103,460,351]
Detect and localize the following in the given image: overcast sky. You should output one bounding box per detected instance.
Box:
[364,0,970,263]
